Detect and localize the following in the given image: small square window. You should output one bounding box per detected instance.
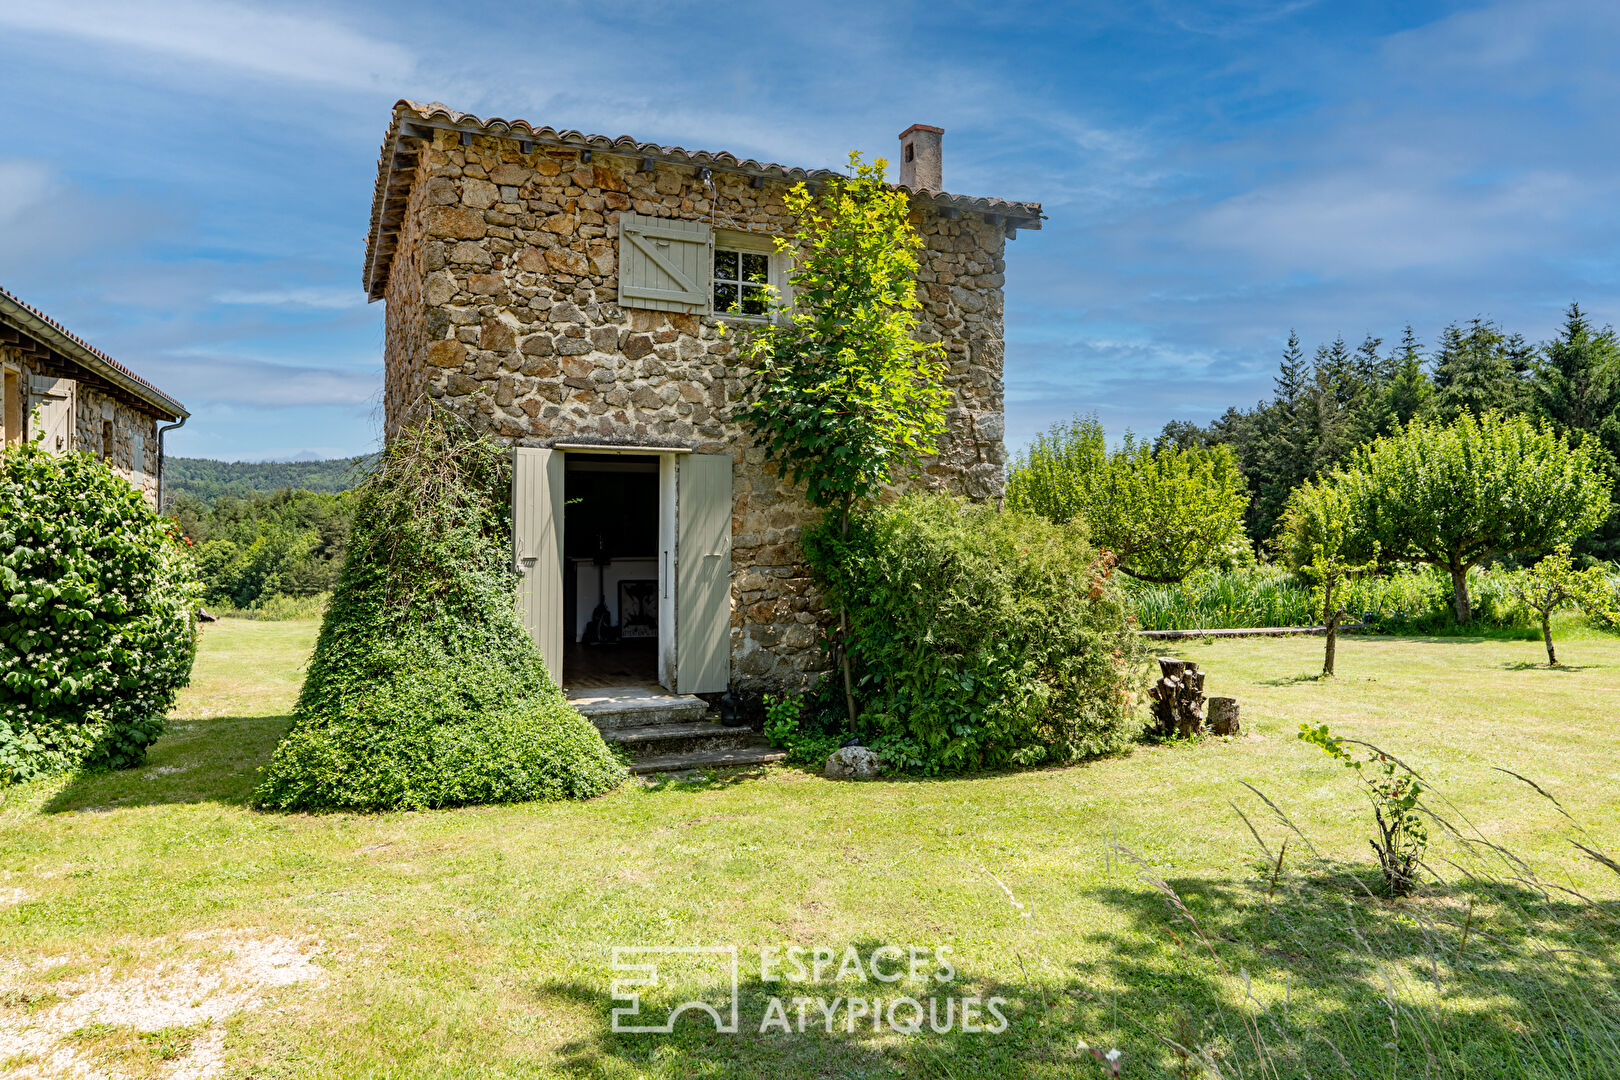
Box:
[713,246,772,318]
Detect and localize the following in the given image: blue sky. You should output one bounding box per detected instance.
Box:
[3,0,1617,461]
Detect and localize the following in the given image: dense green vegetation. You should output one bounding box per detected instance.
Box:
[170,489,353,613]
[1162,303,1620,555]
[163,453,372,506]
[796,493,1146,772]
[1006,415,1250,583]
[0,443,200,783]
[253,415,623,812]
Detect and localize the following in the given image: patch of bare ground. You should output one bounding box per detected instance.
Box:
[0,932,323,1079]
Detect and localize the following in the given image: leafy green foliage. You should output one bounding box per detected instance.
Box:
[733,151,950,518]
[761,693,845,767]
[253,414,624,811]
[1124,564,1541,635]
[1279,480,1379,675]
[1506,545,1613,665]
[803,493,1147,774]
[1008,415,1249,583]
[1298,724,1428,897]
[1334,413,1611,622]
[170,489,353,611]
[0,441,200,783]
[162,454,372,507]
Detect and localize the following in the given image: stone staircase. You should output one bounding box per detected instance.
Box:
[569,685,785,775]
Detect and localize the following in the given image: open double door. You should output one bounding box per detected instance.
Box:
[512,447,731,695]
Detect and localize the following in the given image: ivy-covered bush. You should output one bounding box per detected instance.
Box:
[253,414,624,811]
[803,493,1147,773]
[0,442,200,783]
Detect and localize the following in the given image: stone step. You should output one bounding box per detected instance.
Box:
[629,745,788,776]
[602,720,759,757]
[569,687,709,731]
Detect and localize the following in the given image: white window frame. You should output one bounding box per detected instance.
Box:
[710,229,790,324]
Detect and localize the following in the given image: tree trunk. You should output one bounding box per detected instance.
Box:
[838,506,858,725]
[1542,611,1557,666]
[1322,575,1338,677]
[1449,561,1472,623]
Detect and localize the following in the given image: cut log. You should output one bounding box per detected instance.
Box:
[1149,657,1206,738]
[1207,697,1240,736]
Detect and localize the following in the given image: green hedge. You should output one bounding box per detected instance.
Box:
[253,416,624,811]
[804,493,1147,773]
[0,443,200,783]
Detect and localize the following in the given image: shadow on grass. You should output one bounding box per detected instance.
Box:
[1071,857,1620,1079]
[1502,661,1596,672]
[517,864,1620,1080]
[41,713,291,814]
[532,953,1109,1080]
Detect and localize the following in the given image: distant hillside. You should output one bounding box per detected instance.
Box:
[164,454,376,507]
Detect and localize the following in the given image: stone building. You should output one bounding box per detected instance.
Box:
[1,285,187,508]
[362,100,1041,698]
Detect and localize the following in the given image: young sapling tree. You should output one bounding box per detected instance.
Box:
[1507,544,1611,665]
[734,151,950,723]
[1280,478,1378,677]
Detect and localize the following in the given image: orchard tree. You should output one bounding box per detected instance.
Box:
[1336,414,1611,623]
[735,151,950,721]
[1007,416,1249,583]
[1279,479,1378,677]
[1507,545,1611,666]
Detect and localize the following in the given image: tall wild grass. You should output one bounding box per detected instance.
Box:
[1090,762,1620,1079]
[1126,565,1540,635]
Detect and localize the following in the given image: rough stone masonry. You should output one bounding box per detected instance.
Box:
[368,102,1042,694]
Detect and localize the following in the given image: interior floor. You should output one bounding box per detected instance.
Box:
[563,639,659,692]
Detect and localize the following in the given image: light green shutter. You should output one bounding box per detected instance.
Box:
[676,453,732,694]
[513,447,565,687]
[28,375,74,454]
[618,213,711,313]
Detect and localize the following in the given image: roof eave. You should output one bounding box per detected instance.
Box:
[0,292,187,421]
[362,101,1043,302]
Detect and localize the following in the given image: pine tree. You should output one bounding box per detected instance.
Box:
[1381,326,1434,431]
[1432,318,1529,421]
[1534,302,1620,433]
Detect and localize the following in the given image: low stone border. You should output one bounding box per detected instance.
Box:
[1139,623,1366,640]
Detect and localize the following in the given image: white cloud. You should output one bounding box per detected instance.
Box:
[139,354,379,408]
[0,0,416,90]
[214,287,365,310]
[0,160,51,226]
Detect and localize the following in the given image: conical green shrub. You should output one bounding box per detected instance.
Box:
[254,413,623,811]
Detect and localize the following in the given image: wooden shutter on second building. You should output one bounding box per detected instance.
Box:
[513,447,565,687]
[618,213,711,313]
[28,375,75,454]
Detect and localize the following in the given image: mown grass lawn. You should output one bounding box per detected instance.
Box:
[1,619,1617,1078]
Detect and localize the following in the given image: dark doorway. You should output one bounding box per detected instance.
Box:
[562,454,659,689]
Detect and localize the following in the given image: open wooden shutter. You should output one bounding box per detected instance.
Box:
[513,447,565,687]
[676,453,732,693]
[618,212,711,313]
[28,375,74,454]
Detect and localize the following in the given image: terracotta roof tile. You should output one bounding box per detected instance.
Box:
[0,284,186,420]
[363,100,1043,300]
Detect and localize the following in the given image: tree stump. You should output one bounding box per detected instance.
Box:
[1207,696,1240,736]
[1149,657,1206,738]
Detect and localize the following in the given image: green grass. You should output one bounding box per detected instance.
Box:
[0,620,1616,1077]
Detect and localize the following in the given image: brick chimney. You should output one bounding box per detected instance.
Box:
[898,124,944,192]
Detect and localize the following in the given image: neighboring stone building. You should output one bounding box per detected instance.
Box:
[362,100,1041,697]
[0,286,187,508]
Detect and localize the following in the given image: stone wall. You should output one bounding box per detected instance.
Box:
[382,131,1010,693]
[1,346,159,505]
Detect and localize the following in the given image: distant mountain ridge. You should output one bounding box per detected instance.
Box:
[164,454,376,506]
